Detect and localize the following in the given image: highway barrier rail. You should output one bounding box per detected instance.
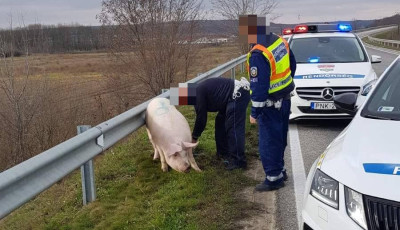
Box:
[367,36,400,49]
[0,54,247,219]
[356,24,400,49]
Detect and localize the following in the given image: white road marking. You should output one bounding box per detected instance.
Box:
[289,124,307,229]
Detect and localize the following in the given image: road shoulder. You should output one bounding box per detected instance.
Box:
[237,159,278,230]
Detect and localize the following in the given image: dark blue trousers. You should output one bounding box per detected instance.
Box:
[215,89,250,165]
[258,99,291,185]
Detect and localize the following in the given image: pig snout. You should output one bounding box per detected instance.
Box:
[179,162,191,173]
[171,160,190,173]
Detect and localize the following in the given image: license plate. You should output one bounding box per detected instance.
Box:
[311,102,336,110]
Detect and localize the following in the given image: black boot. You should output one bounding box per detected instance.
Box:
[282,169,288,181]
[255,181,285,192]
[225,161,247,170]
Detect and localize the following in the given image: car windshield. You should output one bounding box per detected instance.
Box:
[290,36,367,63]
[361,59,400,121]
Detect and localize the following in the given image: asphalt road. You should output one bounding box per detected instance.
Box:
[276,45,399,230]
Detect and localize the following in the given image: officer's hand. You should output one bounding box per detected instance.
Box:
[249,115,257,124]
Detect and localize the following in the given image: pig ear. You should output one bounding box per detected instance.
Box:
[182,141,198,149]
[167,143,182,156]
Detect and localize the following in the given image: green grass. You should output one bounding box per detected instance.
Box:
[362,29,400,51]
[0,101,259,230]
[374,29,400,40]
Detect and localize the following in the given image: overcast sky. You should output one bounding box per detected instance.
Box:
[0,0,398,28]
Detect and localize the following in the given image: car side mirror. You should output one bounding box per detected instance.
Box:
[371,55,382,64]
[361,79,377,96]
[334,93,358,116]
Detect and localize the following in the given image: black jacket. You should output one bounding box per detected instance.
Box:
[192,78,234,140]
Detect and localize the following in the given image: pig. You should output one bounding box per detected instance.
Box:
[145,98,201,173]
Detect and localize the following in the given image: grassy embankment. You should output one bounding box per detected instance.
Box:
[362,28,400,51]
[0,85,260,230]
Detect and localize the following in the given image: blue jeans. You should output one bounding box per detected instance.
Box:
[258,99,291,185]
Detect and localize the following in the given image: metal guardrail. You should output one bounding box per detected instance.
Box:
[0,54,247,219]
[367,36,400,48]
[355,25,400,49]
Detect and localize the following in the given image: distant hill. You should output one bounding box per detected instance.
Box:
[198,19,375,36]
[372,14,400,27]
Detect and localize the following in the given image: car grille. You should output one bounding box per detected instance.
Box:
[364,195,400,230]
[296,86,360,101]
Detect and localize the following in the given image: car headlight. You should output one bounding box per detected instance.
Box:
[361,79,377,96]
[345,187,367,229]
[310,169,339,209]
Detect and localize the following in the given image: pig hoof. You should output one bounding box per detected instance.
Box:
[162,165,168,172]
[194,167,202,172]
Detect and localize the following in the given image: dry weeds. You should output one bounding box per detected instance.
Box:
[0,44,241,171]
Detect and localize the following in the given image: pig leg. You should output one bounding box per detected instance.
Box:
[157,146,169,172]
[153,147,160,160]
[151,141,159,160]
[146,128,159,160]
[188,148,202,172]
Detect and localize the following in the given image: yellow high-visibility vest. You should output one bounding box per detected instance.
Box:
[247,36,293,94]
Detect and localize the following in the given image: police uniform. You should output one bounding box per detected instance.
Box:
[248,33,296,191]
[192,77,250,170]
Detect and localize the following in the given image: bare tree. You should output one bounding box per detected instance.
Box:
[0,17,42,168]
[0,17,81,171]
[211,0,278,54]
[211,0,278,21]
[98,0,202,110]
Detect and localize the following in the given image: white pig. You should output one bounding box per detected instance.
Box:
[145,98,201,173]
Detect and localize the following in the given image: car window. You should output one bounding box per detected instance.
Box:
[361,59,400,121]
[290,36,367,63]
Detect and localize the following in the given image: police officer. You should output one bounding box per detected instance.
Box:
[192,77,250,170]
[248,33,296,191]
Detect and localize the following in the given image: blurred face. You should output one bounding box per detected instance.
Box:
[239,15,269,45]
[169,83,197,106]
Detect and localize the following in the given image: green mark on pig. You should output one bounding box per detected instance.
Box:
[155,100,169,116]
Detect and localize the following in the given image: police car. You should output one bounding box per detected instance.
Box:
[302,56,400,230]
[284,24,381,120]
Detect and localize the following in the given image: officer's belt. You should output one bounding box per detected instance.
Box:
[251,94,290,108]
[252,99,275,108]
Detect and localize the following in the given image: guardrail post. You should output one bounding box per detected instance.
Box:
[240,62,245,73]
[77,125,96,205]
[231,67,236,79]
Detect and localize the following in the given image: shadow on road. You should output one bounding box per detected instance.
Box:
[291,119,352,129]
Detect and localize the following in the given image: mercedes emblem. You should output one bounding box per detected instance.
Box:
[322,88,334,100]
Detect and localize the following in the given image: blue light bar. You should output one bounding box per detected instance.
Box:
[338,24,352,32]
[308,57,320,63]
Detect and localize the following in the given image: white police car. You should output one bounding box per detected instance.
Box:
[285,24,382,120]
[302,56,400,230]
